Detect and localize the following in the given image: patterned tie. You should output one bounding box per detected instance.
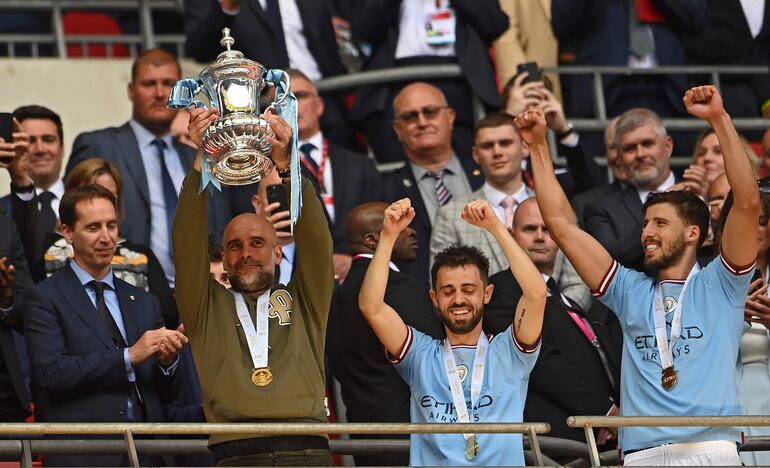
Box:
[38,190,57,234]
[425,170,453,206]
[500,195,517,229]
[151,139,178,253]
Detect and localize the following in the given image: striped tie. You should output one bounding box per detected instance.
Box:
[426,170,453,206]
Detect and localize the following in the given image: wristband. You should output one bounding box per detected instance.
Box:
[555,122,575,140]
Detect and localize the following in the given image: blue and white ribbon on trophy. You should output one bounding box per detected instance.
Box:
[265,69,301,234]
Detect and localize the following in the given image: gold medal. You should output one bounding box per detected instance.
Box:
[661,366,677,390]
[464,435,479,461]
[251,367,273,386]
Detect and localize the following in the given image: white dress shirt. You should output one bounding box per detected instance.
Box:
[128,120,185,287]
[636,171,675,204]
[256,0,323,80]
[395,0,456,59]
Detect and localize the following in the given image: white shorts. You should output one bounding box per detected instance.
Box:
[623,440,741,466]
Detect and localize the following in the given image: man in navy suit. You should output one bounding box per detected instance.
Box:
[381,82,484,288]
[23,184,188,467]
[67,49,229,288]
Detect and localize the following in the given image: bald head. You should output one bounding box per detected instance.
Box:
[511,197,539,230]
[393,82,448,114]
[511,197,559,275]
[345,202,419,262]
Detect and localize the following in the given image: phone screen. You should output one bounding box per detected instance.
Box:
[0,113,13,164]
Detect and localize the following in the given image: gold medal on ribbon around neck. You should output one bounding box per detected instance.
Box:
[661,366,677,390]
[251,367,273,386]
[465,435,479,461]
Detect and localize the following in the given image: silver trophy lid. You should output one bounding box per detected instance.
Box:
[216,28,245,61]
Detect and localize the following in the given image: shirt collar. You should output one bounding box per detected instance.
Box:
[482,182,531,207]
[69,259,115,289]
[37,179,65,198]
[637,171,675,202]
[129,119,172,150]
[353,253,400,272]
[410,153,461,180]
[282,243,296,265]
[299,132,324,152]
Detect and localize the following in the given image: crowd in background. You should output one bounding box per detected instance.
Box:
[0,0,770,466]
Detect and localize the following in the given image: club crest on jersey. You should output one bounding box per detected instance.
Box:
[269,289,293,325]
[457,364,469,383]
[663,295,677,315]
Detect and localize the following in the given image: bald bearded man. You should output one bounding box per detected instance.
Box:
[328,202,443,466]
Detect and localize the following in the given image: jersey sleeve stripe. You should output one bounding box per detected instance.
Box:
[385,325,413,364]
[513,333,541,354]
[720,253,757,276]
[591,260,619,297]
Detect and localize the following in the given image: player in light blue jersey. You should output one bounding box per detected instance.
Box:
[358,198,547,466]
[517,85,760,466]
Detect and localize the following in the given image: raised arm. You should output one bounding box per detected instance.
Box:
[684,86,760,268]
[461,199,546,346]
[514,109,614,290]
[358,199,411,356]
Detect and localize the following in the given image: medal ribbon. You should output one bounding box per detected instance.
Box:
[652,265,698,372]
[231,290,271,369]
[442,333,488,442]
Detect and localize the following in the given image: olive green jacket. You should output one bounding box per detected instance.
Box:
[173,169,334,446]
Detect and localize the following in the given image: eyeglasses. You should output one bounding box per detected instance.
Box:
[394,105,448,124]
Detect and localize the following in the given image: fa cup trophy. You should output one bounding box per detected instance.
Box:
[167,28,291,185]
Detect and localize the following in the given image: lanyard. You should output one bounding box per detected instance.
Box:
[231,290,271,369]
[652,265,698,371]
[300,139,329,193]
[442,333,488,441]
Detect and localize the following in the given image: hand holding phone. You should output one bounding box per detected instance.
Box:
[266,184,291,233]
[516,62,542,85]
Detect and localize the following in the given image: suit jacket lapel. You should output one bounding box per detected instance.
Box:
[244,0,276,32]
[329,144,347,215]
[55,267,114,349]
[115,280,141,346]
[619,186,644,224]
[115,123,150,207]
[399,166,431,231]
[538,0,550,20]
[173,139,195,173]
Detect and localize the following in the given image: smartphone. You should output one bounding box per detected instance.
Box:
[0,113,13,165]
[266,183,291,233]
[516,62,542,84]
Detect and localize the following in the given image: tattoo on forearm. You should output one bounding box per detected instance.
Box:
[516,308,527,332]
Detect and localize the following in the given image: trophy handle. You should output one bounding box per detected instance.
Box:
[264,69,291,109]
[167,78,207,109]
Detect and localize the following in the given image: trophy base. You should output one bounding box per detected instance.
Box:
[212,149,274,185]
[201,113,275,186]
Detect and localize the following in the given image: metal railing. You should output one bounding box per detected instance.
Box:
[568,415,770,467]
[0,421,551,467]
[0,0,184,57]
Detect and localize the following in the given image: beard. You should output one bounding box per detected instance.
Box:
[227,258,274,293]
[440,302,484,335]
[644,233,686,271]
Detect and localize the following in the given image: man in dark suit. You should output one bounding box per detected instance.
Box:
[485,197,621,446]
[552,0,708,154]
[67,49,229,288]
[571,116,627,227]
[0,213,34,422]
[327,202,443,467]
[184,0,354,148]
[583,108,706,271]
[380,82,484,288]
[1,106,66,282]
[349,0,509,163]
[23,184,188,467]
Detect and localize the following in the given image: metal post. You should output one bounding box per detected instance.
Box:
[123,430,139,468]
[139,0,156,50]
[20,440,32,468]
[711,71,722,92]
[583,426,601,467]
[592,71,607,121]
[51,0,66,58]
[527,426,544,467]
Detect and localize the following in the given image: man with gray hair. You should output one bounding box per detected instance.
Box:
[582,108,706,271]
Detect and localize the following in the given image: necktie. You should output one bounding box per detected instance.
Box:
[265,0,290,67]
[425,170,453,206]
[299,143,323,189]
[629,0,655,58]
[151,139,178,254]
[500,195,517,229]
[38,190,57,234]
[88,280,146,420]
